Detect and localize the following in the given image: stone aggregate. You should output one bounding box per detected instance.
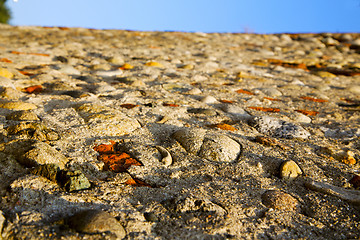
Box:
[0,24,359,239]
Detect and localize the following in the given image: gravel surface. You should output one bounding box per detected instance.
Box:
[0,24,359,239]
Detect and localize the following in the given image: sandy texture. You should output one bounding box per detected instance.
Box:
[0,24,359,239]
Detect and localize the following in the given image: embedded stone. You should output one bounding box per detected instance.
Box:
[280,160,302,181]
[58,170,91,192]
[172,128,241,162]
[0,101,37,110]
[261,190,300,212]
[67,209,126,239]
[249,116,310,139]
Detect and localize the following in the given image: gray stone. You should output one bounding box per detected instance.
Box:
[249,116,310,139]
[220,104,251,121]
[259,87,282,97]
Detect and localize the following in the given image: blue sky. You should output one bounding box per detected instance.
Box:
[7,0,360,33]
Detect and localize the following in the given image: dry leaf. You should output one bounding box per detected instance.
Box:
[295,109,319,116]
[236,89,254,95]
[248,107,280,112]
[23,85,43,94]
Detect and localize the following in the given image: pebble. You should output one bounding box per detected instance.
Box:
[172,128,241,163]
[57,170,91,192]
[347,85,360,94]
[57,64,81,75]
[95,69,123,78]
[249,116,310,139]
[220,104,252,121]
[314,71,337,78]
[144,212,159,222]
[290,112,312,123]
[6,111,39,121]
[107,56,125,65]
[0,101,37,110]
[0,76,15,88]
[259,87,282,97]
[199,95,218,104]
[279,160,302,181]
[261,190,300,212]
[0,211,5,236]
[0,68,13,79]
[186,87,202,95]
[20,140,68,169]
[67,209,126,239]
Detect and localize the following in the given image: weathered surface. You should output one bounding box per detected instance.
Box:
[0,25,359,239]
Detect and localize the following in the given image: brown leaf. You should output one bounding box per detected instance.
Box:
[295,109,319,116]
[125,178,151,187]
[11,51,50,57]
[163,103,180,107]
[236,89,254,95]
[99,152,141,172]
[263,97,281,101]
[93,141,116,154]
[208,123,237,131]
[0,58,12,63]
[23,85,43,94]
[220,99,234,104]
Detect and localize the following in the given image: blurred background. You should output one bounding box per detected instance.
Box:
[1,0,360,33]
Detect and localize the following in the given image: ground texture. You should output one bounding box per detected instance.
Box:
[0,24,360,239]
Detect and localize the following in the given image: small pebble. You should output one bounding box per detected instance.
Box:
[95,69,123,77]
[144,212,159,222]
[280,160,302,181]
[57,65,81,75]
[58,170,91,192]
[107,56,124,65]
[314,71,336,78]
[259,87,282,97]
[261,190,300,212]
[200,95,218,104]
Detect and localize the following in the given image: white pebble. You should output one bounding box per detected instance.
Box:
[200,95,217,104]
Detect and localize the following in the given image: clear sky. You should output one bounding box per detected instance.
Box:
[6,0,360,33]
